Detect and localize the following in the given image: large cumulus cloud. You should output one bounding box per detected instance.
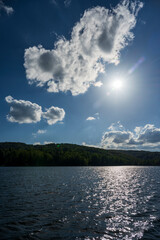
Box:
[135,124,160,145]
[24,0,143,95]
[101,122,160,150]
[43,106,65,125]
[5,96,65,125]
[5,96,42,123]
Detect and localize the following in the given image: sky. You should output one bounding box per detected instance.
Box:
[1,0,160,150]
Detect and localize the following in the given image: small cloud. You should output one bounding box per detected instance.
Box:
[33,142,41,145]
[58,121,64,124]
[37,129,46,134]
[51,0,58,6]
[44,141,54,145]
[5,96,42,124]
[33,141,54,145]
[94,112,100,120]
[93,81,103,87]
[43,106,65,125]
[33,129,47,138]
[0,0,14,15]
[86,113,100,121]
[82,142,101,149]
[86,117,96,121]
[64,0,71,7]
[108,121,124,131]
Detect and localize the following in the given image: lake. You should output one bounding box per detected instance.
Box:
[0,166,160,239]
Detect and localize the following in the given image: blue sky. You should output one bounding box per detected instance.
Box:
[1,0,160,150]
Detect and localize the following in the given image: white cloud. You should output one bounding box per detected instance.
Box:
[0,0,13,15]
[43,106,65,125]
[24,0,143,95]
[86,112,100,121]
[37,129,47,134]
[135,124,160,145]
[33,142,41,145]
[33,141,54,145]
[5,96,42,124]
[93,81,103,87]
[33,129,47,137]
[108,121,124,131]
[82,142,101,149]
[101,122,160,150]
[44,141,54,145]
[5,96,65,125]
[86,117,96,121]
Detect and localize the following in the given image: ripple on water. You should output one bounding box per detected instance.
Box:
[0,166,160,240]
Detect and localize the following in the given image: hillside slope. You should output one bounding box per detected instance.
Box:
[0,142,160,166]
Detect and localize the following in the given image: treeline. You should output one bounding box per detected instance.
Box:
[0,142,160,166]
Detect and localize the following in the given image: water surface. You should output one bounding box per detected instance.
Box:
[0,166,160,239]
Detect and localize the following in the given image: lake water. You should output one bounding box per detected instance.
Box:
[0,166,160,240]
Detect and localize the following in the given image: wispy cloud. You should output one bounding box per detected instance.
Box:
[33,129,47,137]
[93,81,103,87]
[64,0,71,7]
[101,122,160,150]
[24,0,143,96]
[51,0,58,6]
[37,129,46,134]
[86,113,99,121]
[0,0,14,15]
[5,96,65,125]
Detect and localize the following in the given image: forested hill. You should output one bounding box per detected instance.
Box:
[0,142,160,166]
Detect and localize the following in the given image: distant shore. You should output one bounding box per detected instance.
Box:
[1,142,160,166]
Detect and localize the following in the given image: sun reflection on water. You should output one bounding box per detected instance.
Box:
[91,166,156,239]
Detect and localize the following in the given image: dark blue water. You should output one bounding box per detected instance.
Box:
[0,166,160,240]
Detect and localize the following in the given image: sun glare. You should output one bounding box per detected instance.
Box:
[112,80,123,90]
[106,77,125,96]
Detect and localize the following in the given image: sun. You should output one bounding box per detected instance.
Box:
[106,76,126,96]
[111,79,123,90]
